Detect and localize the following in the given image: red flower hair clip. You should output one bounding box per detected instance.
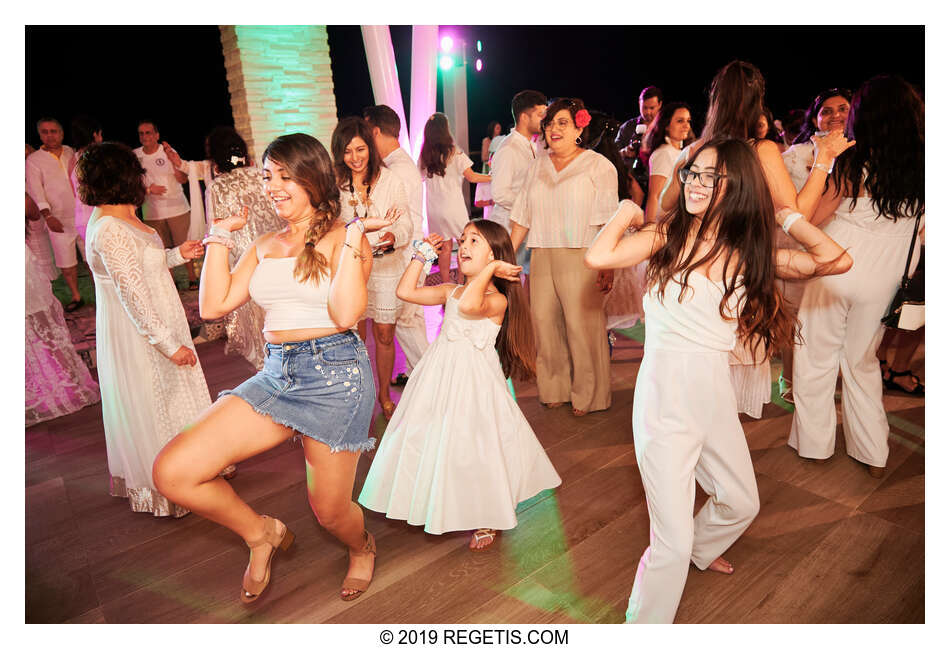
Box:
[574,109,592,129]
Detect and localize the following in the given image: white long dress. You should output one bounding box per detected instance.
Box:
[626,272,759,623]
[423,147,474,239]
[86,215,212,517]
[340,167,412,324]
[25,243,100,426]
[358,287,562,533]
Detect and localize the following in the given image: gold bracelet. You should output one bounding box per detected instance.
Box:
[343,240,365,260]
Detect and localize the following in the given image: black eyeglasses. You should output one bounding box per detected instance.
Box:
[678,167,726,188]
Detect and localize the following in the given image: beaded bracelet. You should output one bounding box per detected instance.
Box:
[411,240,439,275]
[208,224,233,239]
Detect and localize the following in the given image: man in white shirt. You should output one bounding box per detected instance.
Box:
[134,119,198,288]
[489,90,547,233]
[26,117,83,310]
[363,104,430,386]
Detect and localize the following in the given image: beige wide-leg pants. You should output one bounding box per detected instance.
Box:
[789,214,921,468]
[626,348,759,623]
[529,248,611,412]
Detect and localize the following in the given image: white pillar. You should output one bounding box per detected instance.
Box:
[360,25,411,153]
[409,25,438,161]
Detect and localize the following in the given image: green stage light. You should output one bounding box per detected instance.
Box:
[439,55,454,70]
[476,40,482,52]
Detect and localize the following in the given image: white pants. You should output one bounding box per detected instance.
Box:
[627,348,759,623]
[395,303,430,374]
[789,216,920,468]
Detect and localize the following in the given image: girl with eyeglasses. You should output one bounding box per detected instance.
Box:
[659,61,855,417]
[586,136,852,623]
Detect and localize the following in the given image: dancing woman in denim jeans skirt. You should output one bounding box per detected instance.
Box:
[153,133,402,604]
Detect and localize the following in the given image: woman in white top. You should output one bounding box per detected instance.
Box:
[332,117,412,419]
[152,134,401,604]
[660,61,855,417]
[420,113,492,284]
[790,75,924,478]
[510,98,618,416]
[777,88,852,400]
[480,121,502,173]
[586,136,852,623]
[77,142,207,517]
[643,102,694,223]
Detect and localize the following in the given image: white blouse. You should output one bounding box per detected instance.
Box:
[509,149,619,248]
[648,141,685,179]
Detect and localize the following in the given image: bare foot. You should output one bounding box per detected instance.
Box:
[543,402,565,409]
[341,537,376,599]
[469,528,498,550]
[572,407,588,417]
[707,556,734,574]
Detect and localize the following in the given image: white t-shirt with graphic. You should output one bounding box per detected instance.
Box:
[134,146,190,221]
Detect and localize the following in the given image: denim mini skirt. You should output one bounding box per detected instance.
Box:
[219,331,377,453]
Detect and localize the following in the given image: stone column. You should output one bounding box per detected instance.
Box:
[219,25,339,161]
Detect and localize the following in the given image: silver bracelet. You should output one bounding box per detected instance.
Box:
[812,161,832,174]
[208,224,233,239]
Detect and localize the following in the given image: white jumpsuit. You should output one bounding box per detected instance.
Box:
[627,271,760,624]
[789,197,921,468]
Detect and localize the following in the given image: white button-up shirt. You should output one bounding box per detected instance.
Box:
[510,149,619,248]
[489,129,536,232]
[26,146,76,221]
[383,147,424,241]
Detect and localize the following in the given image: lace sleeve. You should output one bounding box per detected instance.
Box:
[96,222,181,358]
[165,245,186,268]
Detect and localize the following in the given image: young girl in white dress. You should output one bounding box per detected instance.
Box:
[586,137,853,623]
[358,219,561,550]
[419,113,492,284]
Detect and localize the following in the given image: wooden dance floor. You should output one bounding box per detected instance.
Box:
[25,324,924,623]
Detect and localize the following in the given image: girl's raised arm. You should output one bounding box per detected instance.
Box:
[585,200,664,270]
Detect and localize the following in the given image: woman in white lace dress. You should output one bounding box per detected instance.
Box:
[25,195,100,426]
[331,117,412,419]
[205,127,284,370]
[77,142,209,517]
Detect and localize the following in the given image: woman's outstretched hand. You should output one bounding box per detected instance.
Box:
[213,206,249,232]
[363,206,402,232]
[178,240,205,260]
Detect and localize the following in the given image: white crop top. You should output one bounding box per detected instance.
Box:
[247,248,338,331]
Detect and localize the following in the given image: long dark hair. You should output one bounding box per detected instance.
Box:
[585,110,630,201]
[469,219,536,382]
[485,120,501,139]
[646,137,796,361]
[262,134,341,284]
[792,88,852,145]
[701,61,766,141]
[643,101,694,156]
[831,76,923,221]
[758,107,783,144]
[331,116,382,192]
[419,113,455,178]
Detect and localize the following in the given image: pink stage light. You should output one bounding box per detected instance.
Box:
[475,58,483,71]
[440,36,453,52]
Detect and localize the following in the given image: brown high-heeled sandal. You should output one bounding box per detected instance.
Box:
[240,515,295,604]
[341,530,377,601]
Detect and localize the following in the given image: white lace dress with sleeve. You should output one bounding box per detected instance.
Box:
[85,215,212,516]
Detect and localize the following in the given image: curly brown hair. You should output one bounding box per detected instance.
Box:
[418,113,456,178]
[75,142,147,207]
[262,133,342,285]
[540,97,591,149]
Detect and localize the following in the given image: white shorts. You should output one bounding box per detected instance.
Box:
[48,221,79,268]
